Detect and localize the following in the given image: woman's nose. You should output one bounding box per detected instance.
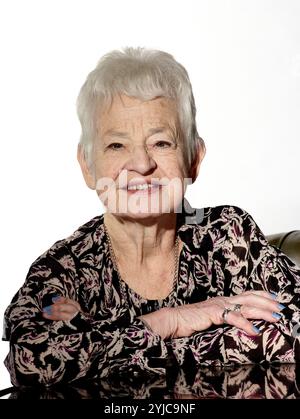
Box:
[124,145,157,174]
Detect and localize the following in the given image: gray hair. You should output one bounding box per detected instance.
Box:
[76,47,203,171]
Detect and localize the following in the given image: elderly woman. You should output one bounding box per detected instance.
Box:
[3,47,300,387]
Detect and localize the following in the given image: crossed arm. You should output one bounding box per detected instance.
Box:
[4,211,300,386]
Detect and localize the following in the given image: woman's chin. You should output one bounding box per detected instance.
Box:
[104,204,180,220]
[98,187,185,217]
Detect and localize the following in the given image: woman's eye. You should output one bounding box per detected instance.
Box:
[154,141,172,148]
[108,143,123,150]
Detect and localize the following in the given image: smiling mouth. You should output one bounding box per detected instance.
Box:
[120,183,162,194]
[128,183,158,190]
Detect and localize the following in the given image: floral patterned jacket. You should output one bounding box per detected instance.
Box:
[3,204,300,386]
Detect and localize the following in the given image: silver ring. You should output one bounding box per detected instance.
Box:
[222,308,232,323]
[233,304,243,313]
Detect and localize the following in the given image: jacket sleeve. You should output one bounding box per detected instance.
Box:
[170,206,300,367]
[3,251,168,387]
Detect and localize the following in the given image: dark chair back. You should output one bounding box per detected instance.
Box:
[267,231,300,267]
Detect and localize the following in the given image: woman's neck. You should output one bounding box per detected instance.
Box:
[103,212,179,266]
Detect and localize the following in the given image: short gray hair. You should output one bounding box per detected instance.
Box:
[76,47,203,171]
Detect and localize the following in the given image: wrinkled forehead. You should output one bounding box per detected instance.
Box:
[102,94,177,111]
[96,94,180,133]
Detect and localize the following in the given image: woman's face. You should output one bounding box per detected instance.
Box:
[89,94,190,219]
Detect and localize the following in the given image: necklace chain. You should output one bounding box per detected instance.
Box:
[103,222,180,300]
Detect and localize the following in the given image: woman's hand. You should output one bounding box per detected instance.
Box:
[139,291,285,340]
[42,296,81,321]
[172,291,284,338]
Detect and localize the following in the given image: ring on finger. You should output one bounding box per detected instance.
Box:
[232,304,243,313]
[222,307,232,323]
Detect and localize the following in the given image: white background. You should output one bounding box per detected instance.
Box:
[0,0,299,391]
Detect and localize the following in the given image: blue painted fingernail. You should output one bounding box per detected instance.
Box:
[270,292,277,299]
[43,305,52,315]
[52,296,60,303]
[278,304,286,310]
[272,312,282,319]
[252,325,261,334]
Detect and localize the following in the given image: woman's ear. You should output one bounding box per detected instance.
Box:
[77,144,96,190]
[189,137,206,184]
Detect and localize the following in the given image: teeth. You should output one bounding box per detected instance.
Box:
[128,184,156,191]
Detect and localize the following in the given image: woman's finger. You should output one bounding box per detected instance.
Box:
[229,294,285,313]
[51,296,81,311]
[224,311,261,336]
[239,290,278,301]
[54,303,79,314]
[240,305,283,323]
[42,310,77,321]
[42,303,79,321]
